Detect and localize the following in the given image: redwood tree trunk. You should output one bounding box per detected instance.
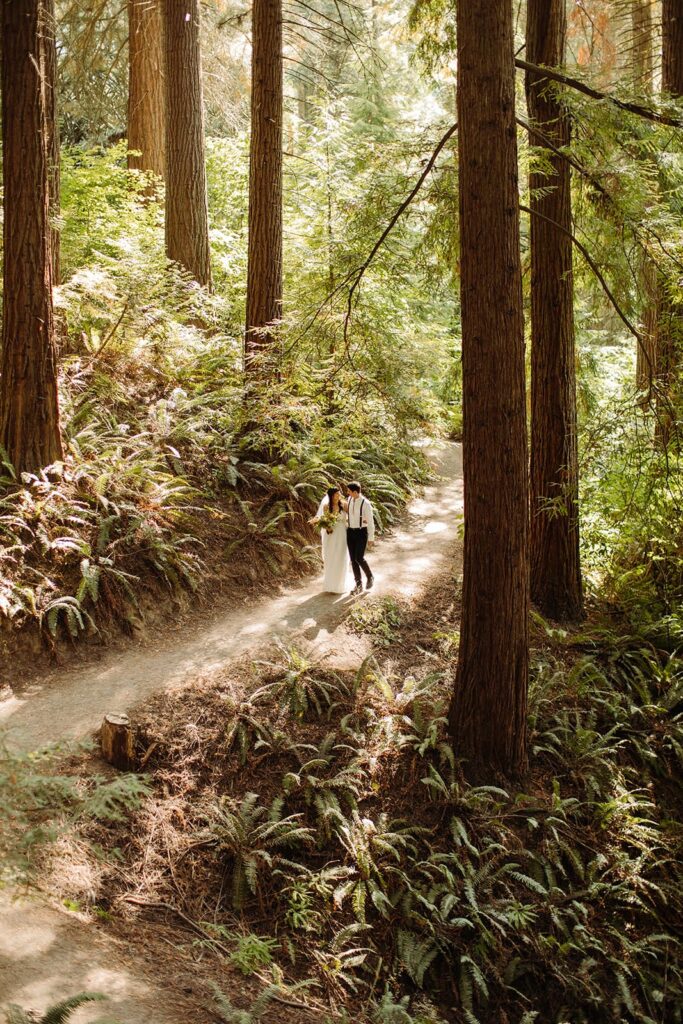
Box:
[633,0,657,400]
[0,0,62,475]
[662,0,683,95]
[128,0,165,179]
[245,0,283,366]
[526,0,583,622]
[42,0,60,285]
[655,0,683,443]
[447,0,529,778]
[632,0,654,91]
[163,0,211,287]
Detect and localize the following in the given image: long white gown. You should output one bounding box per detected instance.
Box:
[316,497,349,594]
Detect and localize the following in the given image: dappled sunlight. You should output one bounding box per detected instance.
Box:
[2,446,462,753]
[0,892,192,1023]
[423,520,448,534]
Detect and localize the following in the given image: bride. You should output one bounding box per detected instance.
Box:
[312,486,348,594]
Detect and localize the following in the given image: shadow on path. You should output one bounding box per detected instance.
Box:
[1,443,463,752]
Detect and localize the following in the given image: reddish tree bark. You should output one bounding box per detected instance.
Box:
[0,0,62,475]
[128,0,165,179]
[655,0,683,443]
[447,0,529,778]
[42,0,60,285]
[163,0,211,287]
[662,0,683,95]
[526,0,583,622]
[632,0,657,400]
[245,0,283,367]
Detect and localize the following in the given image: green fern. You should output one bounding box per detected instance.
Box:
[4,993,108,1024]
[202,793,314,908]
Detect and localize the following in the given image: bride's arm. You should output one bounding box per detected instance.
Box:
[309,495,327,523]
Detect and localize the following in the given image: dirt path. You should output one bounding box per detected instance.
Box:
[0,893,211,1024]
[1,443,462,753]
[0,443,462,1024]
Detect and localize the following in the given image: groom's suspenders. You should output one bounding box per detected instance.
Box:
[350,497,367,528]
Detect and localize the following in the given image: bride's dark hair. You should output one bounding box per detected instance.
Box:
[327,486,341,509]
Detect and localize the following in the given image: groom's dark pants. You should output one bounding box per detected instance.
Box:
[347,527,372,586]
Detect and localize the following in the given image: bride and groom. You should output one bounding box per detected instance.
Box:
[312,482,375,595]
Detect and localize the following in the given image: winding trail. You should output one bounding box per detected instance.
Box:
[1,443,462,753]
[0,443,462,1024]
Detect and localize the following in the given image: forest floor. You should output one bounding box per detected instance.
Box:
[0,442,463,1024]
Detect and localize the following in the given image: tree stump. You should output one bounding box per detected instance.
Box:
[100,713,135,771]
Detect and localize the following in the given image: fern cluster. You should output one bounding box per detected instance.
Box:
[106,630,683,1024]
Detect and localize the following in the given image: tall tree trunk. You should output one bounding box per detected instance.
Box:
[128,0,165,179]
[245,0,283,367]
[662,0,683,95]
[163,0,211,288]
[526,0,583,622]
[655,0,683,443]
[42,0,60,285]
[0,0,62,476]
[447,0,529,779]
[632,0,657,400]
[632,0,654,91]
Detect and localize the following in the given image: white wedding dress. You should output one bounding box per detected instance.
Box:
[316,497,349,594]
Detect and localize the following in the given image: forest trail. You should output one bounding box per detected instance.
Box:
[0,893,208,1024]
[0,443,462,1024]
[1,442,463,754]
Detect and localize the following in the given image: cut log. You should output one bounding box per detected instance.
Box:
[100,713,135,770]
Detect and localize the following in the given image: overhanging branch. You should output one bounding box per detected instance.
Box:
[516,57,683,128]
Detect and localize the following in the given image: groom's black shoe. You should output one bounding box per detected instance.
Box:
[365,576,374,590]
[350,582,362,595]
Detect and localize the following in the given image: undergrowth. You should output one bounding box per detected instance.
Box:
[3,993,112,1024]
[73,586,683,1024]
[0,142,437,656]
[0,359,429,651]
[0,736,147,885]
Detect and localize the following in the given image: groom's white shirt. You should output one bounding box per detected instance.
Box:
[347,495,375,541]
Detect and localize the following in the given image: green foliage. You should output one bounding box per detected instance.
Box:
[211,984,281,1024]
[253,645,351,718]
[282,731,365,836]
[2,114,442,647]
[202,793,315,909]
[211,980,315,1024]
[0,735,148,883]
[117,632,683,1022]
[348,598,403,647]
[3,993,110,1024]
[228,933,279,976]
[374,990,447,1024]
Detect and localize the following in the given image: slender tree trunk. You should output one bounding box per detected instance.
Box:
[42,0,60,285]
[632,0,657,400]
[526,0,582,622]
[447,0,529,779]
[163,0,211,288]
[632,0,654,91]
[637,245,658,402]
[245,0,283,367]
[0,0,62,476]
[128,0,165,179]
[662,0,683,95]
[655,0,683,443]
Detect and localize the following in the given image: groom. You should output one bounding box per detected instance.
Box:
[346,482,375,595]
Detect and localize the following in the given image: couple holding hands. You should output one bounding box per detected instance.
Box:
[311,482,375,595]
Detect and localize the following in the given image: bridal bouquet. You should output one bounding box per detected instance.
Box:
[310,508,340,534]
